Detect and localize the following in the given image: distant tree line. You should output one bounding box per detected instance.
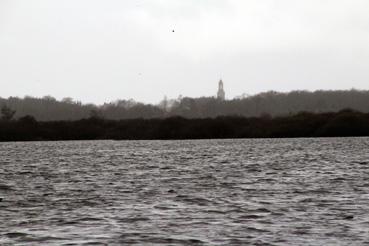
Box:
[1,89,369,121]
[1,109,369,141]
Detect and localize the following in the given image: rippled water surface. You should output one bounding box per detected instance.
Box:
[1,138,369,245]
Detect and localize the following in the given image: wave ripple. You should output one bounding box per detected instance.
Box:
[1,138,369,245]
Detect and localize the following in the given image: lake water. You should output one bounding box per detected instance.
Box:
[0,138,369,245]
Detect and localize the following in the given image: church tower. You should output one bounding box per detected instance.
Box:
[217,79,225,100]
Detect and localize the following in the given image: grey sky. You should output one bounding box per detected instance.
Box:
[0,0,368,104]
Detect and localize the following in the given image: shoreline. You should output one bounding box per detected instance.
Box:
[1,110,369,142]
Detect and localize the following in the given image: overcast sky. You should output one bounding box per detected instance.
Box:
[0,0,368,104]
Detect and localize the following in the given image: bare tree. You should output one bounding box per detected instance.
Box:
[1,105,16,121]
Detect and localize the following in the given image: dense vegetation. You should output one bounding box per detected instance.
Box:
[1,89,369,121]
[1,109,369,141]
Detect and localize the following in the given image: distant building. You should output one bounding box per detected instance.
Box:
[217,79,225,100]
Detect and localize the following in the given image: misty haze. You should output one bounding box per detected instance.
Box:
[1,1,369,245]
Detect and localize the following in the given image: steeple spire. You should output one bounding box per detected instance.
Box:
[217,79,225,100]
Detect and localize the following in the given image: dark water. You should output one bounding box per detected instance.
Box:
[1,138,369,245]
